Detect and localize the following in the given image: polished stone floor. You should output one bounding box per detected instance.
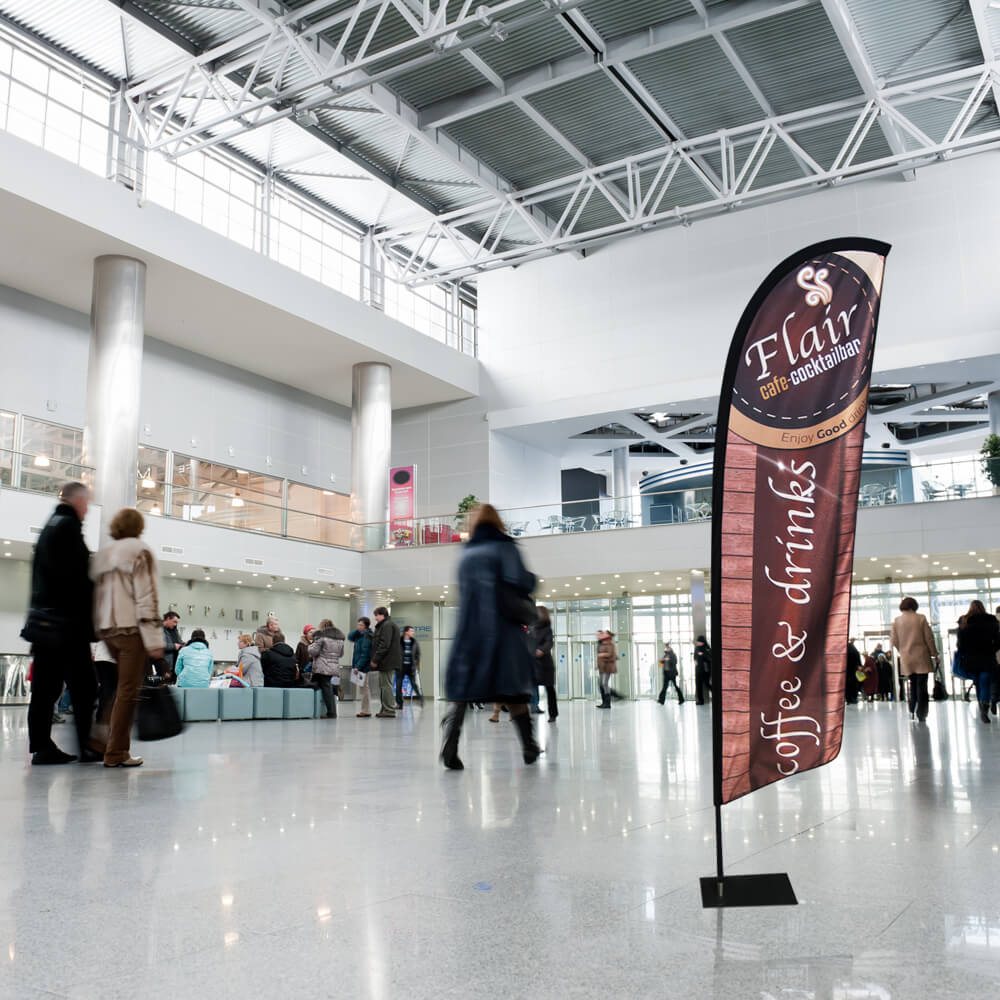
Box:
[1,697,999,999]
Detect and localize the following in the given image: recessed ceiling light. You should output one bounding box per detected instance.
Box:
[969,551,976,556]
[942,566,949,570]
[283,577,290,581]
[863,577,870,581]
[614,574,620,578]
[883,564,891,569]
[575,576,581,581]
[312,580,318,585]
[869,557,877,562]
[204,576,211,581]
[978,558,985,563]
[170,571,176,577]
[294,587,300,591]
[932,561,940,566]
[637,579,644,583]
[237,580,243,585]
[921,554,928,559]
[2,540,9,545]
[653,571,660,576]
[266,584,272,588]
[253,573,259,577]
[574,592,580,596]
[183,563,189,568]
[952,571,959,576]
[907,574,913,578]
[218,568,225,573]
[585,587,591,591]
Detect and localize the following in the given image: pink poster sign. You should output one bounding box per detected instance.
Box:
[389,466,416,545]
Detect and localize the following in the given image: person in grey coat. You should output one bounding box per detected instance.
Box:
[308,619,345,719]
[370,608,401,717]
[237,635,264,687]
[441,504,541,770]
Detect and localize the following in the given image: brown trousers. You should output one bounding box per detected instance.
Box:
[103,632,148,766]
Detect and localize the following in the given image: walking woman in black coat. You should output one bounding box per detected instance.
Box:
[441,504,541,770]
[532,605,557,722]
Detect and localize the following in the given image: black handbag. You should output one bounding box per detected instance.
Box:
[20,608,70,651]
[498,584,537,626]
[136,684,184,741]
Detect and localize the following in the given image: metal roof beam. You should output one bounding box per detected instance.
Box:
[375,64,1000,284]
[123,0,574,242]
[820,0,916,180]
[418,0,815,129]
[969,0,1000,124]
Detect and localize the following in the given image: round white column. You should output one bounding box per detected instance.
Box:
[84,255,146,540]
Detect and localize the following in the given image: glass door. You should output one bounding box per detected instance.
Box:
[633,642,659,699]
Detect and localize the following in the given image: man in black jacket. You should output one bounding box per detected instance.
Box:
[160,611,183,681]
[396,625,423,709]
[370,607,401,717]
[26,483,98,764]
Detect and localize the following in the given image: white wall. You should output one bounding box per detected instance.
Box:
[1,283,354,491]
[0,554,350,656]
[479,151,1000,428]
[390,396,490,517]
[489,431,563,512]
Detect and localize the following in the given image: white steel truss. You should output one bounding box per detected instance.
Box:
[123,0,588,157]
[374,63,1000,285]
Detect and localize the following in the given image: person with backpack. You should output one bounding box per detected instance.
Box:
[657,642,683,704]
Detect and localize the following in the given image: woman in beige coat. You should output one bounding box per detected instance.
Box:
[890,596,938,723]
[91,508,164,767]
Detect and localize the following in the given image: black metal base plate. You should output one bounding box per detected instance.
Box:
[699,873,798,909]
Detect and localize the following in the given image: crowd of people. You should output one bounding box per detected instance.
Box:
[20,484,1000,774]
[22,484,435,767]
[845,596,1000,725]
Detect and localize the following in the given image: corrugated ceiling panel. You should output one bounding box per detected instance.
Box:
[578,0,694,43]
[387,52,491,109]
[628,35,763,138]
[787,118,893,172]
[0,0,171,80]
[726,4,863,117]
[903,97,999,145]
[527,69,664,165]
[445,103,581,189]
[846,0,982,82]
[131,0,258,51]
[472,17,580,79]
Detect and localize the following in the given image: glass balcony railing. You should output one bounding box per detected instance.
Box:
[1,445,995,554]
[0,448,93,496]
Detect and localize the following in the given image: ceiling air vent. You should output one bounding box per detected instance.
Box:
[29,526,43,535]
[244,558,264,568]
[160,545,184,555]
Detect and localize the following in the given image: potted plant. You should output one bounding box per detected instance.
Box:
[455,494,479,536]
[981,434,1000,493]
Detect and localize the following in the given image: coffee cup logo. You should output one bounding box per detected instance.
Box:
[729,252,881,450]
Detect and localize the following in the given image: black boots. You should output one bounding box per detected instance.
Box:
[596,690,611,709]
[440,703,467,769]
[980,702,992,724]
[512,711,541,764]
